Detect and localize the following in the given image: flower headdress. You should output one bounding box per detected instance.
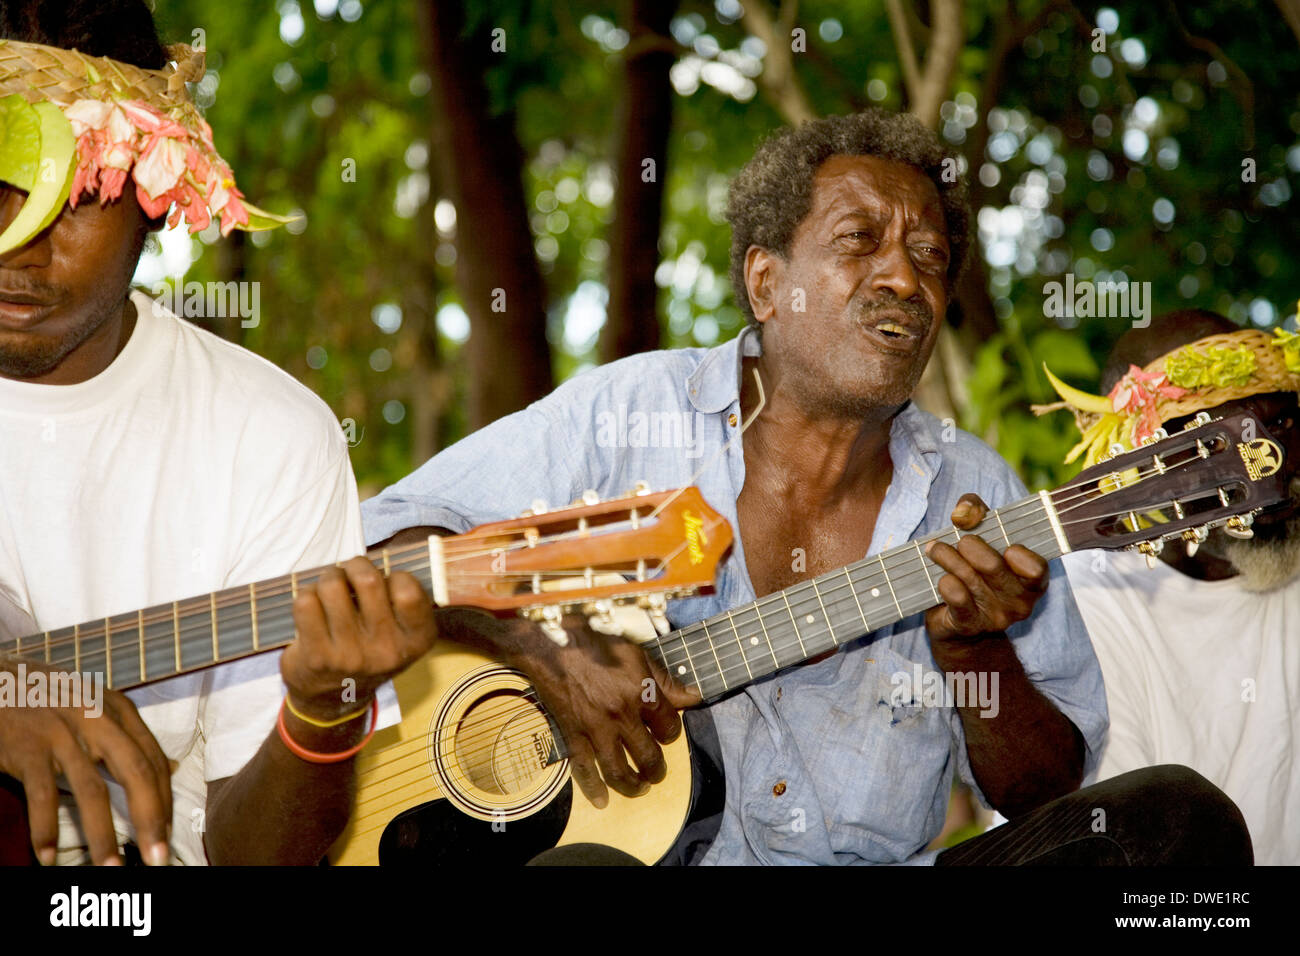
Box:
[0,39,293,254]
[1034,325,1300,467]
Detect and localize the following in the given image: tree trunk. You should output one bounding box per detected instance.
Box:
[600,0,679,362]
[417,0,553,430]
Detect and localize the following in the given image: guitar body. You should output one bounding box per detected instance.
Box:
[329,635,694,866]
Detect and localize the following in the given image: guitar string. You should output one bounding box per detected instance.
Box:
[12,447,1206,681]
[344,529,1066,792]
[7,495,731,656]
[353,441,1232,779]
[11,445,1176,662]
[15,489,1055,686]
[15,463,1196,702]
[344,474,1202,784]
[349,448,1235,786]
[345,532,1071,821]
[10,507,731,670]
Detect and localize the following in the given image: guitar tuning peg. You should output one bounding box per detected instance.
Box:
[1182,525,1209,557]
[522,499,548,517]
[637,592,672,635]
[1224,514,1255,539]
[1137,539,1163,569]
[630,480,652,497]
[581,489,600,506]
[584,598,615,625]
[1103,442,1126,461]
[538,604,569,647]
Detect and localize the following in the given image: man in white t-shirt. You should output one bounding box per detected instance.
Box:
[1054,309,1300,864]
[0,2,433,865]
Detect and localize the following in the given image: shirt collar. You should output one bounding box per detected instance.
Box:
[684,326,943,488]
[686,325,762,414]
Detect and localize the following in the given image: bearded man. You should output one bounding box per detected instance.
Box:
[1059,309,1300,865]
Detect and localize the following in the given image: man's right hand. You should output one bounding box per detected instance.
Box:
[434,608,699,808]
[0,658,170,866]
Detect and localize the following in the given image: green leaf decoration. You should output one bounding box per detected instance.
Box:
[1163,345,1257,390]
[237,200,301,231]
[0,100,77,255]
[1274,329,1300,376]
[0,93,41,191]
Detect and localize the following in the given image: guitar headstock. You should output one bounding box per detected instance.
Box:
[438,484,733,616]
[1053,413,1290,556]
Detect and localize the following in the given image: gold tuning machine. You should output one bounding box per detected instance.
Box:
[1137,539,1163,569]
[1224,514,1255,539]
[1182,525,1209,557]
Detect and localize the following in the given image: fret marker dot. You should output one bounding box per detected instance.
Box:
[871,587,880,598]
[750,636,759,645]
[677,665,687,676]
[805,614,815,624]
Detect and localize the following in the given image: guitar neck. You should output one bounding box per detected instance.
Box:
[0,541,439,692]
[644,492,1067,701]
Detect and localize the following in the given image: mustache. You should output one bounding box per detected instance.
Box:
[857,296,934,327]
[0,275,61,299]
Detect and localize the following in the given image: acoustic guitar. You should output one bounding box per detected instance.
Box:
[0,485,733,862]
[327,412,1291,865]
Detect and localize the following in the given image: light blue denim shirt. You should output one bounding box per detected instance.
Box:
[362,328,1107,865]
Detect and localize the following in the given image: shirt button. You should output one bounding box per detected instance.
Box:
[728,413,738,427]
[772,781,787,797]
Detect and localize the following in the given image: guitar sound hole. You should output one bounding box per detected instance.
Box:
[453,690,558,796]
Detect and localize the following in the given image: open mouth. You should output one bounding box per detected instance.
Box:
[857,310,927,352]
[874,321,914,340]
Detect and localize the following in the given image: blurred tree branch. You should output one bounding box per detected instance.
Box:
[887,0,963,131]
[741,0,816,125]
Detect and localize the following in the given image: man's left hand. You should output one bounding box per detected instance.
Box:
[923,493,1049,643]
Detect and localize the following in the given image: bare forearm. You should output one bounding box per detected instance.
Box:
[932,634,1084,817]
[203,713,366,865]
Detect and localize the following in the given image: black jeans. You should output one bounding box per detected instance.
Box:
[529,764,1252,866]
[935,765,1253,866]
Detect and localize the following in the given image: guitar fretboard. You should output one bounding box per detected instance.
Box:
[0,543,438,690]
[643,493,1066,701]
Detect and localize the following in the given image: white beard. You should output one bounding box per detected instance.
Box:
[1221,478,1300,593]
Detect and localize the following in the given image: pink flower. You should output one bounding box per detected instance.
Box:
[64,99,114,133]
[61,97,257,235]
[1107,364,1188,443]
[133,135,187,201]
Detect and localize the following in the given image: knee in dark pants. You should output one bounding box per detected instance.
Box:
[1100,765,1253,865]
[526,843,645,866]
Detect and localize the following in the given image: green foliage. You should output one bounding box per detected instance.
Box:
[142,0,1300,498]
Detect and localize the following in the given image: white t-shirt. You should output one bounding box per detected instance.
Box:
[0,289,389,864]
[1064,548,1299,865]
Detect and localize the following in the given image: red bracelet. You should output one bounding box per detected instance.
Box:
[276,696,378,764]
